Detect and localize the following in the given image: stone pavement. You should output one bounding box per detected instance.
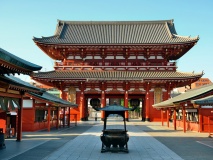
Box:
[0,119,213,160]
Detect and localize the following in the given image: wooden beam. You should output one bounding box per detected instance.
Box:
[0,92,22,98]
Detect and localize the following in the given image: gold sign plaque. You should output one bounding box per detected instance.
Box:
[154,88,162,104]
[68,86,76,103]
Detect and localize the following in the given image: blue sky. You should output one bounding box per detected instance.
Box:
[1,0,213,81]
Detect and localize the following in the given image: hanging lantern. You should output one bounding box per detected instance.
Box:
[90,98,101,108]
[130,99,140,107]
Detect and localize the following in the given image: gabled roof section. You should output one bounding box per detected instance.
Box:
[153,83,213,108]
[33,20,198,45]
[32,70,203,81]
[27,91,77,107]
[0,48,42,75]
[0,75,76,107]
[191,95,213,106]
[0,75,43,93]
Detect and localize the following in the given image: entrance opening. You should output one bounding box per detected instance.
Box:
[87,96,145,121]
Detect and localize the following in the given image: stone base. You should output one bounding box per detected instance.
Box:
[141,117,150,121]
[141,117,145,121]
[81,117,89,121]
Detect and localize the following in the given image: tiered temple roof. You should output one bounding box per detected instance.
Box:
[32,20,202,87]
[33,20,199,61]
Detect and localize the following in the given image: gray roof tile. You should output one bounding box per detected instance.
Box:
[32,70,203,80]
[33,20,198,44]
[191,95,213,105]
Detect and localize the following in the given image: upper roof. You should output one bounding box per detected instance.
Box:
[33,20,199,45]
[32,70,203,81]
[0,48,42,75]
[153,83,213,108]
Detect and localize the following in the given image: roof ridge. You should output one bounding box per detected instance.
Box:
[57,21,65,37]
[165,22,174,38]
[57,19,174,25]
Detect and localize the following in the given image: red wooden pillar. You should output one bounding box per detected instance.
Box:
[145,94,149,121]
[60,89,67,100]
[145,93,150,121]
[173,109,177,130]
[17,95,23,141]
[167,108,170,127]
[79,82,85,121]
[141,99,145,121]
[145,82,150,121]
[199,107,203,132]
[183,106,186,133]
[47,105,51,132]
[56,107,59,129]
[80,91,85,121]
[68,107,70,127]
[63,107,66,127]
[161,108,164,126]
[101,91,106,121]
[208,116,211,137]
[124,91,129,121]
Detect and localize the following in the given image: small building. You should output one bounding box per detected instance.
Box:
[176,77,212,93]
[0,47,42,142]
[0,48,77,146]
[153,83,213,133]
[23,90,77,132]
[191,78,212,88]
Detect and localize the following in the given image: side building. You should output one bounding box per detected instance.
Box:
[175,78,212,93]
[31,20,203,121]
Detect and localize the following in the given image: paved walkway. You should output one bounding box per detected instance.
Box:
[0,119,213,160]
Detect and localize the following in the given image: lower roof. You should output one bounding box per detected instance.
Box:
[32,70,203,81]
[0,75,77,110]
[191,95,213,106]
[0,48,42,75]
[153,83,213,108]
[0,75,43,93]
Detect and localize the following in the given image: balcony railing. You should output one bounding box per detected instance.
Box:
[54,61,176,71]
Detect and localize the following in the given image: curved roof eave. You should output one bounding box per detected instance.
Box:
[32,40,199,46]
[191,95,213,105]
[32,20,199,45]
[31,70,203,81]
[1,75,44,93]
[0,48,42,72]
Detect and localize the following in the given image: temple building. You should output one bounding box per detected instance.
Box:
[0,47,42,146]
[0,48,77,149]
[32,19,203,121]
